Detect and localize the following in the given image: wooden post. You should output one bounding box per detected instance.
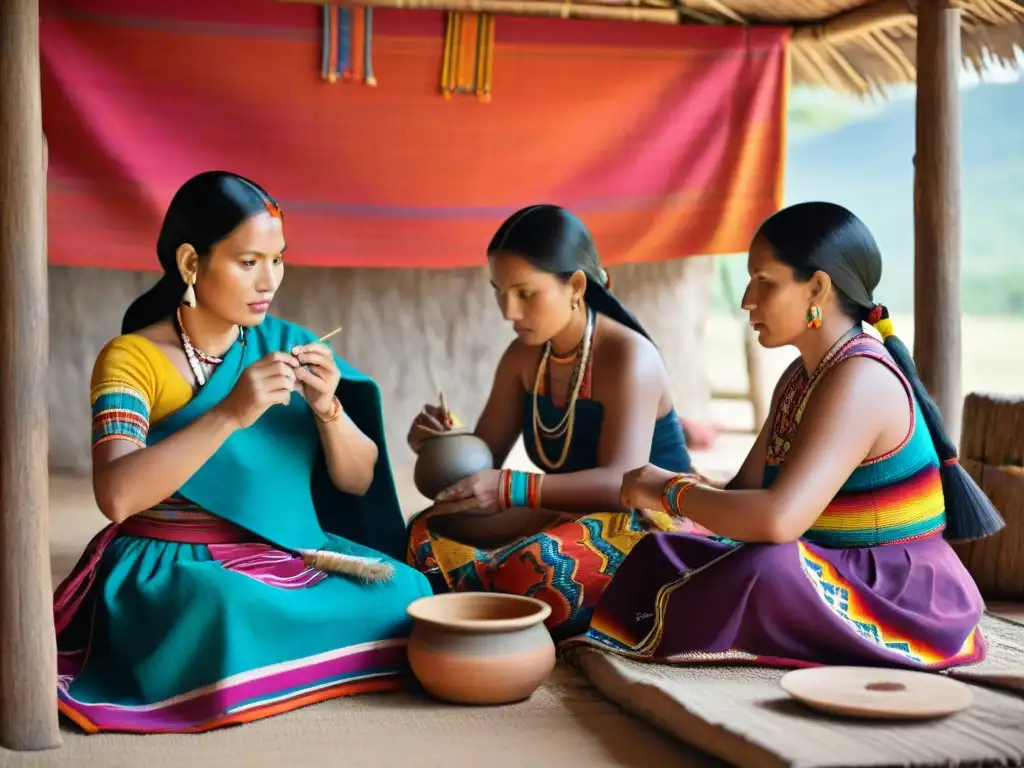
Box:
[913,0,963,443]
[0,0,62,751]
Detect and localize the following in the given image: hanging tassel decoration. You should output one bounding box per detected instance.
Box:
[440,12,494,101]
[347,6,365,83]
[320,4,334,82]
[441,11,456,98]
[321,5,377,87]
[475,14,495,103]
[364,7,376,86]
[336,6,351,81]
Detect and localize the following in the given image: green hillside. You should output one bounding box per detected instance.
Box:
[714,78,1024,317]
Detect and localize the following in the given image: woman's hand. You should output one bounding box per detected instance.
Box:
[619,463,680,511]
[433,469,503,513]
[217,352,299,429]
[291,342,341,420]
[407,403,452,452]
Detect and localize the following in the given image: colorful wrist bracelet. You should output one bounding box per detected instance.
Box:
[661,475,697,518]
[498,469,543,510]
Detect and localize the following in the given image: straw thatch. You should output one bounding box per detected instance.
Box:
[301,0,1024,95]
[781,0,1024,94]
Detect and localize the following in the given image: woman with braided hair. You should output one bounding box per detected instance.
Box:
[566,201,1001,669]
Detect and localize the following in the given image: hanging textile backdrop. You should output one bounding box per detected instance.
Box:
[41,0,788,270]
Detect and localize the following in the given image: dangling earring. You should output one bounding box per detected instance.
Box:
[182,276,197,309]
[807,305,822,329]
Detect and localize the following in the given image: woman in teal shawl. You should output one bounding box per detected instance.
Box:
[53,171,430,733]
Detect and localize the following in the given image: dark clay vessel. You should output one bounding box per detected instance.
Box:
[413,431,494,499]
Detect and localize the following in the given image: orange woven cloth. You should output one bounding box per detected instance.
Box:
[41,0,788,269]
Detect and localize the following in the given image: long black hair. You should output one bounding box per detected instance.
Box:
[756,201,1003,542]
[487,204,652,341]
[121,171,281,334]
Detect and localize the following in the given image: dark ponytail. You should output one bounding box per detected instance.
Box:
[756,201,1003,542]
[487,204,654,343]
[122,171,281,334]
[864,306,1003,541]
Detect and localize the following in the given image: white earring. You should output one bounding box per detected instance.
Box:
[181,278,197,308]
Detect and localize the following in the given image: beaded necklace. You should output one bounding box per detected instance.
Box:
[531,306,596,470]
[175,307,242,388]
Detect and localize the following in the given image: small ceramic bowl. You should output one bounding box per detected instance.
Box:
[406,592,556,705]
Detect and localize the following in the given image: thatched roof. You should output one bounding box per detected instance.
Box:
[779,0,1024,94]
[616,0,1023,94]
[342,0,1024,95]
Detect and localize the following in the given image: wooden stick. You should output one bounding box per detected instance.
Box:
[872,29,917,80]
[700,0,745,24]
[821,38,870,93]
[438,389,451,428]
[791,0,916,44]
[319,326,343,343]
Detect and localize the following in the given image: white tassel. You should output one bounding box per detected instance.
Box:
[300,549,395,583]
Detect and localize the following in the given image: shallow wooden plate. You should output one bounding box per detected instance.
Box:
[779,666,974,720]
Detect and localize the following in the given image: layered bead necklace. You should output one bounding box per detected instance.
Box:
[175,307,242,388]
[531,305,596,470]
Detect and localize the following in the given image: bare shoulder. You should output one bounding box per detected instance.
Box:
[495,337,539,388]
[811,354,907,418]
[595,316,664,381]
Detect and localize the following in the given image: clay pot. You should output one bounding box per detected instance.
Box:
[413,431,494,500]
[406,593,556,705]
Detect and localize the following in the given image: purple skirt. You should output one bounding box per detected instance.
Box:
[564,532,987,670]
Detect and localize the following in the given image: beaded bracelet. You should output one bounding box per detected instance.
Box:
[497,469,543,510]
[661,475,697,518]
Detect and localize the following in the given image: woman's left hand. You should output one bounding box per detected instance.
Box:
[291,342,341,419]
[434,469,503,513]
[619,463,680,510]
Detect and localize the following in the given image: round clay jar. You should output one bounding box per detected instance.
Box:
[406,593,556,705]
[413,431,494,500]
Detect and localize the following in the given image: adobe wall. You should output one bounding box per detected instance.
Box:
[48,258,713,504]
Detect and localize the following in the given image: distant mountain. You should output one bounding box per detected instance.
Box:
[715,78,1024,316]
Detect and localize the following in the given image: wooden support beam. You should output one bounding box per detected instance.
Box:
[0,0,61,752]
[913,0,963,444]
[791,0,915,44]
[282,0,679,23]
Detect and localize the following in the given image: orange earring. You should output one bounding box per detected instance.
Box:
[807,305,822,329]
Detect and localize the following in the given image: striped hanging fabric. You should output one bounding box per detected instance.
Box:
[320,4,376,86]
[440,11,495,102]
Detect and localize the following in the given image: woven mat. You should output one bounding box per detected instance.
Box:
[567,614,1024,768]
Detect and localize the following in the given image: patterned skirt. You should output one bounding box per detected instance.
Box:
[56,512,431,733]
[406,509,666,639]
[561,530,988,670]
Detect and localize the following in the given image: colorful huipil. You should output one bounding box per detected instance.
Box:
[407,311,693,639]
[565,333,987,669]
[55,315,431,733]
